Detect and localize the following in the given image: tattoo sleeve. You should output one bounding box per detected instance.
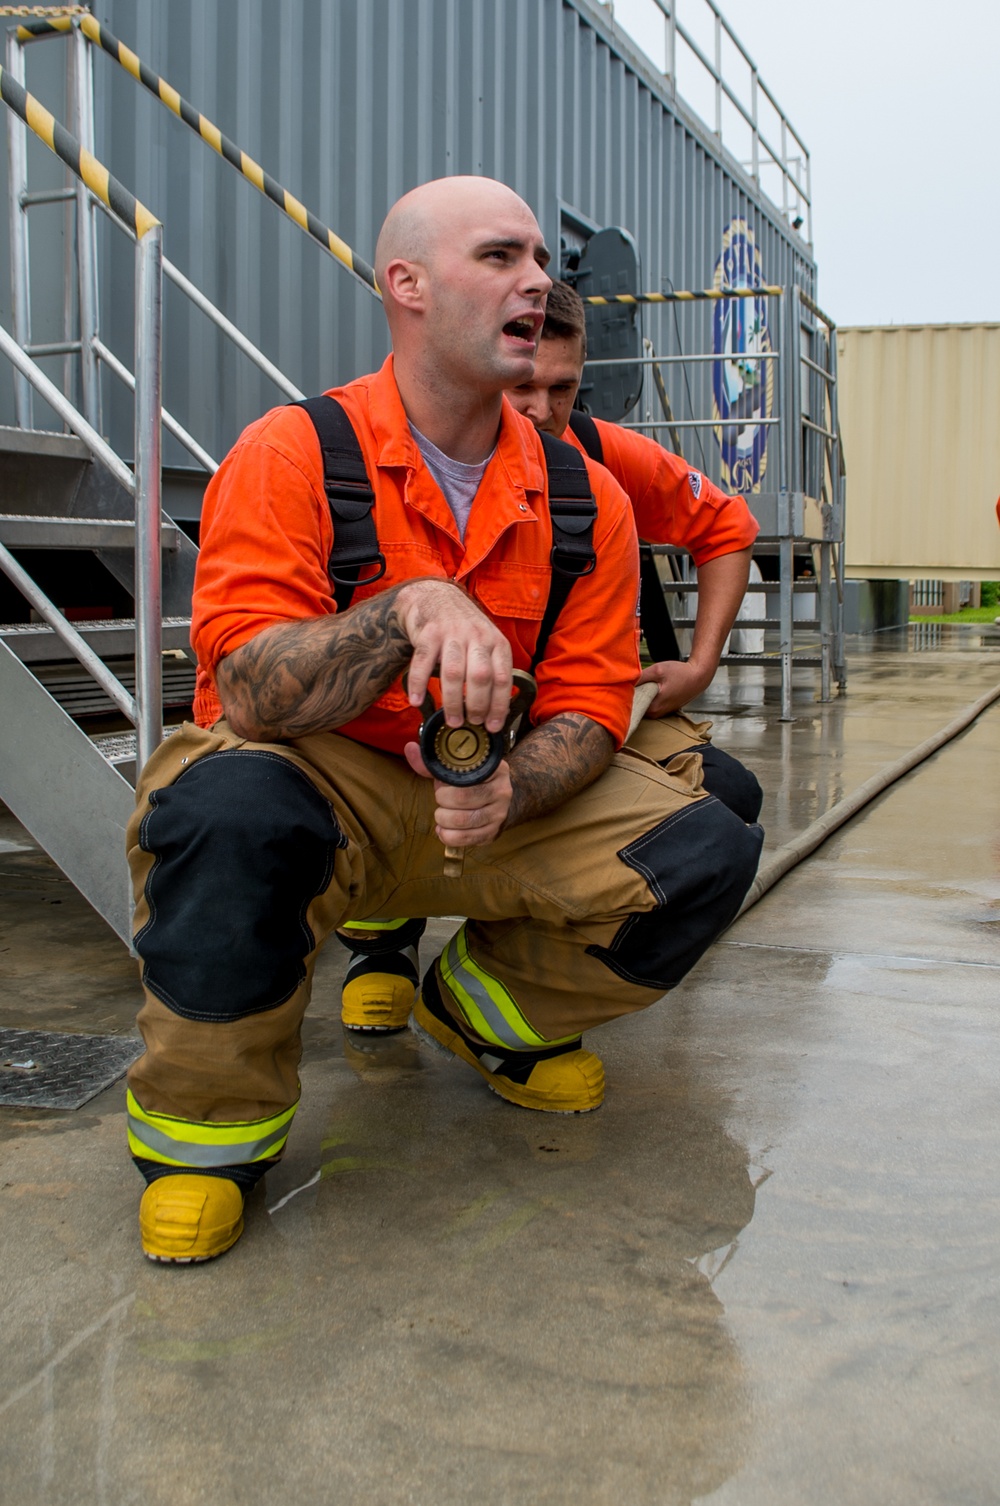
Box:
[215,587,412,741]
[504,712,615,829]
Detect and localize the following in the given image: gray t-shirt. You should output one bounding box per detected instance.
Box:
[410,424,494,540]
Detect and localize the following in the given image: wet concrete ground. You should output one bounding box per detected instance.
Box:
[2,625,999,1504]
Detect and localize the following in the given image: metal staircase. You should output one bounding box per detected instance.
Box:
[0,17,302,943]
[0,415,194,940]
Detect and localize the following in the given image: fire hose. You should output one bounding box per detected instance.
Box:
[736,681,1000,919]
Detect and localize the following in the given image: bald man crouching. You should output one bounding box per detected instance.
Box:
[125,177,763,1264]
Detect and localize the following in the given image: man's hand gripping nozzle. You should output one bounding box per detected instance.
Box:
[410,670,536,877]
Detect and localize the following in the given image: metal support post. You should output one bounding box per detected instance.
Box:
[666,2,676,92]
[134,225,163,771]
[777,286,796,722]
[828,325,847,689]
[5,34,32,427]
[71,23,100,430]
[750,68,760,185]
[714,12,722,137]
[819,539,832,702]
[61,41,75,408]
[779,495,794,722]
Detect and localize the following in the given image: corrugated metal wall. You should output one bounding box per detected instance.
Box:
[838,324,1000,581]
[0,0,816,481]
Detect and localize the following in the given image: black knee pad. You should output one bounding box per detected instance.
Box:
[135,750,346,1022]
[587,798,763,992]
[671,743,763,824]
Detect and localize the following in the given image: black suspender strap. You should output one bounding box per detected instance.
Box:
[572,409,682,663]
[531,430,598,673]
[293,395,386,613]
[567,408,604,465]
[293,396,599,662]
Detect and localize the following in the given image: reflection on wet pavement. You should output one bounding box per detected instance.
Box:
[1,627,998,1503]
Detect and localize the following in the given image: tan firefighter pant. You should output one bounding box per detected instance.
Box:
[125,720,762,1182]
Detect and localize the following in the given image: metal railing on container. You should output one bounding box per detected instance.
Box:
[606,0,811,241]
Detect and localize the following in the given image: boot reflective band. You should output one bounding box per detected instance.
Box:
[440,927,577,1051]
[340,917,412,932]
[127,1091,298,1168]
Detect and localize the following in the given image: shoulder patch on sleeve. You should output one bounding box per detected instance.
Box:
[688,471,703,499]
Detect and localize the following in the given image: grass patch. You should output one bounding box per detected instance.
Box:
[909,607,1000,625]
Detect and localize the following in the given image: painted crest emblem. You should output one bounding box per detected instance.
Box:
[712,220,774,493]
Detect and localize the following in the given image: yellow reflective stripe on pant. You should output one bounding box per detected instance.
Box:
[440,926,578,1050]
[340,918,412,932]
[126,1090,297,1168]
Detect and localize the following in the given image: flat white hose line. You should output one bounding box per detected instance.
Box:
[735,681,1000,919]
[627,680,660,739]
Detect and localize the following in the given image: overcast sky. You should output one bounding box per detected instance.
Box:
[607,0,998,327]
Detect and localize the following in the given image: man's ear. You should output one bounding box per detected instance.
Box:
[382,257,427,312]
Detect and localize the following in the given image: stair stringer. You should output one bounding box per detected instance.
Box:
[0,638,136,945]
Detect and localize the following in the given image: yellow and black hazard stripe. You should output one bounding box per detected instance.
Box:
[0,61,159,239]
[2,6,85,20]
[797,287,835,329]
[583,285,783,305]
[19,12,382,300]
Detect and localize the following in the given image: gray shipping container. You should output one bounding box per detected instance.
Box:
[0,0,817,485]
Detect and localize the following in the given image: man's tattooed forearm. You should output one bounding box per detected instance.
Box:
[216,589,412,740]
[505,713,614,829]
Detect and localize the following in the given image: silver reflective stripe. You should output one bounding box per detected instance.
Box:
[344,944,417,981]
[128,1115,291,1167]
[444,939,528,1051]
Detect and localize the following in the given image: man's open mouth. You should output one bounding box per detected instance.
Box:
[503,315,539,344]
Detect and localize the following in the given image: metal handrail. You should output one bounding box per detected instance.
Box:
[613,0,811,237]
[94,197,307,409]
[799,288,837,330]
[162,256,306,403]
[585,350,780,368]
[18,10,382,299]
[0,59,157,236]
[621,416,780,430]
[0,318,134,489]
[581,283,782,307]
[0,62,163,766]
[93,336,218,475]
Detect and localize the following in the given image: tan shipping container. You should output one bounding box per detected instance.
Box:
[837,324,1000,581]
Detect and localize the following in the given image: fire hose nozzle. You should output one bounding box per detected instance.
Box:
[405,669,536,876]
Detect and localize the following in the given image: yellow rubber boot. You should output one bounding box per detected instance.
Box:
[413,970,604,1114]
[340,968,415,1032]
[140,1174,245,1264]
[338,927,421,1033]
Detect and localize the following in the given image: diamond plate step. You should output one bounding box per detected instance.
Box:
[0,1027,142,1109]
